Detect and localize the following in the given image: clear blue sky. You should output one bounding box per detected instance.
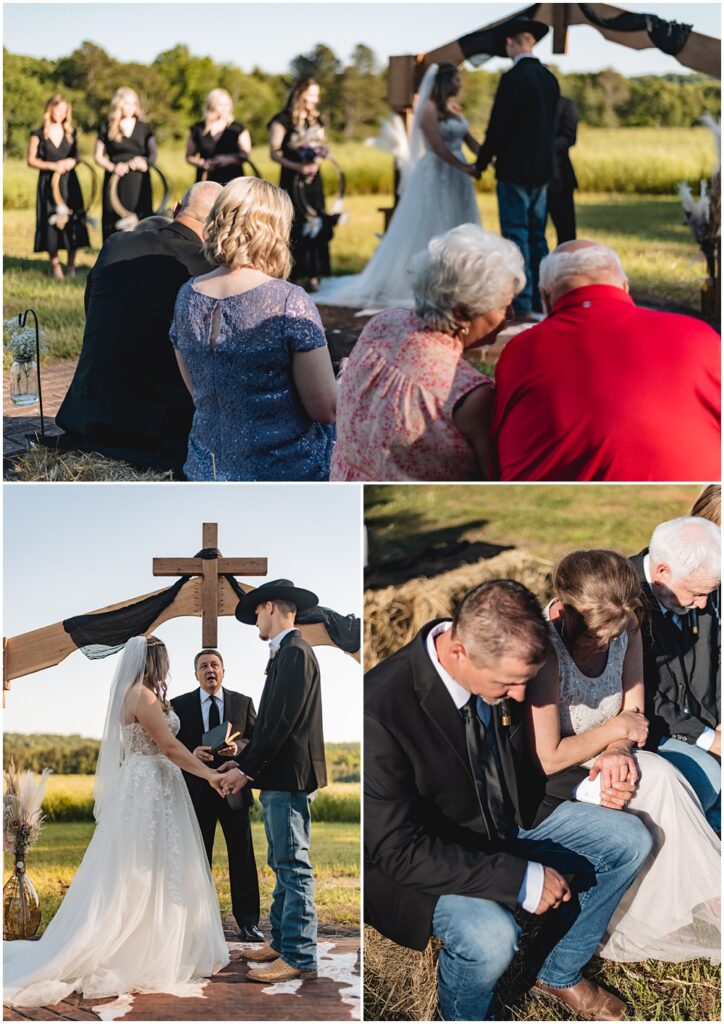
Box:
[4,2,721,77]
[4,484,362,741]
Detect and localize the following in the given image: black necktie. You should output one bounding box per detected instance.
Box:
[462,695,513,839]
[208,695,220,729]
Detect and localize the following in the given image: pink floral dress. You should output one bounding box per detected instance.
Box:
[330,308,491,481]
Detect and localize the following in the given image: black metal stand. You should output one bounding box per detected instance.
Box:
[18,308,45,439]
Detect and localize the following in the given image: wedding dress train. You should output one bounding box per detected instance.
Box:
[4,708,229,1007]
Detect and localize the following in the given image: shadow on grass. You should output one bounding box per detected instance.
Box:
[577,200,689,245]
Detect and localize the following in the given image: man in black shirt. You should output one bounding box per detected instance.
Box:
[476,18,559,316]
[55,180,221,474]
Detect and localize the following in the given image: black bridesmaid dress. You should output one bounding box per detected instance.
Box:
[189,120,248,184]
[269,110,331,282]
[31,128,90,254]
[98,119,156,240]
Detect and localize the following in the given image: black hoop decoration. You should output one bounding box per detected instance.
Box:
[109,164,172,231]
[200,156,263,182]
[49,159,99,230]
[292,153,346,223]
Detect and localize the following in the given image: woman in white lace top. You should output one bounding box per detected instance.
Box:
[4,636,230,1007]
[527,550,720,964]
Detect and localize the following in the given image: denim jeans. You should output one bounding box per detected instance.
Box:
[260,790,317,971]
[431,802,652,1020]
[496,180,549,314]
[657,736,721,832]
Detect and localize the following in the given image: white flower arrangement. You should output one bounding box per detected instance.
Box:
[3,319,48,363]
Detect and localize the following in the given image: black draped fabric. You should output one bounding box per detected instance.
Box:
[64,557,361,659]
[458,3,540,64]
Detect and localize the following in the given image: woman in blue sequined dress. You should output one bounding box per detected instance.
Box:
[171,177,337,481]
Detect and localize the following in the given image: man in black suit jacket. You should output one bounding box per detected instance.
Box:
[365,580,652,1021]
[476,18,559,315]
[55,180,221,474]
[171,647,263,943]
[220,579,326,984]
[631,515,720,831]
[548,95,579,245]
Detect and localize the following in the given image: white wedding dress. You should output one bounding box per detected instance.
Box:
[548,623,721,963]
[4,706,229,1007]
[315,66,480,311]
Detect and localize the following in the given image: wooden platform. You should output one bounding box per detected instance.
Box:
[4,936,360,1022]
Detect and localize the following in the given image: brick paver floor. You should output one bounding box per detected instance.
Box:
[4,359,74,457]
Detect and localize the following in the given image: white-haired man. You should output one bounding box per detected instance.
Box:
[631,516,721,831]
[492,239,721,481]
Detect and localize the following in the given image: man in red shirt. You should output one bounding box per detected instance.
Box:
[492,240,720,481]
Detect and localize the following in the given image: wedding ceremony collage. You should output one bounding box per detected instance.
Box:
[2,1,722,1022]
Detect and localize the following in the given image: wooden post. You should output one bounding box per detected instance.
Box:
[552,5,570,54]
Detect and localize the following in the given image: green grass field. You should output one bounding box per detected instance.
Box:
[4,808,360,934]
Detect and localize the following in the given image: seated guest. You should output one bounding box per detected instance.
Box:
[631,516,721,832]
[171,177,336,481]
[690,484,720,525]
[331,225,523,481]
[493,240,721,481]
[55,182,221,474]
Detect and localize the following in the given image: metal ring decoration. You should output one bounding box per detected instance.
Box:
[109,163,172,230]
[49,159,98,230]
[292,152,346,223]
[200,156,263,182]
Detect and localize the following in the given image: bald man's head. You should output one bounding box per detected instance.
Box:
[538,239,628,310]
[175,181,223,237]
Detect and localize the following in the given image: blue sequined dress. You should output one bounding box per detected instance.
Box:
[170,279,335,480]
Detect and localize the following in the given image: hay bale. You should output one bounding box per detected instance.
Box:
[365,549,552,669]
[364,927,440,1021]
[7,447,174,482]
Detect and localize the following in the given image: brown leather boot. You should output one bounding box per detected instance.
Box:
[247,958,318,983]
[240,943,279,963]
[532,978,627,1020]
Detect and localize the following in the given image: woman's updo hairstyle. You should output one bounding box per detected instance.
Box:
[553,549,644,648]
[203,177,293,278]
[143,635,170,711]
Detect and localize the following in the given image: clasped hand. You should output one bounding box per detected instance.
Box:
[589,745,639,810]
[215,760,248,796]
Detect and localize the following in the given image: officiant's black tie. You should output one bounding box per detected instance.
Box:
[462,695,513,840]
[208,695,220,730]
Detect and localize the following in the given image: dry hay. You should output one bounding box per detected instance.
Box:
[7,446,174,482]
[365,549,552,669]
[364,927,441,1021]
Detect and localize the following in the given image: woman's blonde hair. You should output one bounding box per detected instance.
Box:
[690,485,721,527]
[203,177,293,277]
[42,93,74,142]
[553,549,644,647]
[203,88,233,133]
[285,77,320,127]
[107,87,143,142]
[143,635,170,711]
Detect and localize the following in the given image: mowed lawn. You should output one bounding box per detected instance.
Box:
[5,779,360,932]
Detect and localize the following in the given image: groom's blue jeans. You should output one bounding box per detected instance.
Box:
[260,790,317,971]
[657,736,721,832]
[496,180,549,314]
[431,802,652,1021]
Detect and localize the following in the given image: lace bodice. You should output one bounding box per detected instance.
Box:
[546,612,628,738]
[430,116,469,158]
[122,709,180,757]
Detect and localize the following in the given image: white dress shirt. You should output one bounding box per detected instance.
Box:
[643,554,715,752]
[200,688,224,733]
[269,626,296,658]
[425,622,544,913]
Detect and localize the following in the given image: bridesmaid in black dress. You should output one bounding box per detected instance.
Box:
[27,94,90,280]
[185,88,252,185]
[94,87,157,240]
[269,78,332,290]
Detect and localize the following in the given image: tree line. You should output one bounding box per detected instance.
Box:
[4,733,361,782]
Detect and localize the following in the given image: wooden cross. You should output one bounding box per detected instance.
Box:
[153,523,267,647]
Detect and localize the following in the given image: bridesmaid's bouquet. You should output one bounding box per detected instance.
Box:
[3,763,51,862]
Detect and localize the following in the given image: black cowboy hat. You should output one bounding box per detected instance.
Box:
[491,17,549,57]
[235,579,319,625]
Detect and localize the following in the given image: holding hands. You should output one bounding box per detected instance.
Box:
[217,761,249,796]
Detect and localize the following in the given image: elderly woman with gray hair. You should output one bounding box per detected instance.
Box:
[330,224,524,481]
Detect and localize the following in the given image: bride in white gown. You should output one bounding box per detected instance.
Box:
[314,62,481,311]
[4,636,230,1008]
[529,550,720,964]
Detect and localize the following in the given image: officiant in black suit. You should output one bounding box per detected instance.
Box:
[365,580,652,1021]
[475,17,559,316]
[548,95,579,245]
[171,647,263,943]
[54,180,221,475]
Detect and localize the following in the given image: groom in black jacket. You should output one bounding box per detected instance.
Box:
[476,18,559,315]
[365,580,652,1021]
[171,649,263,942]
[219,579,326,984]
